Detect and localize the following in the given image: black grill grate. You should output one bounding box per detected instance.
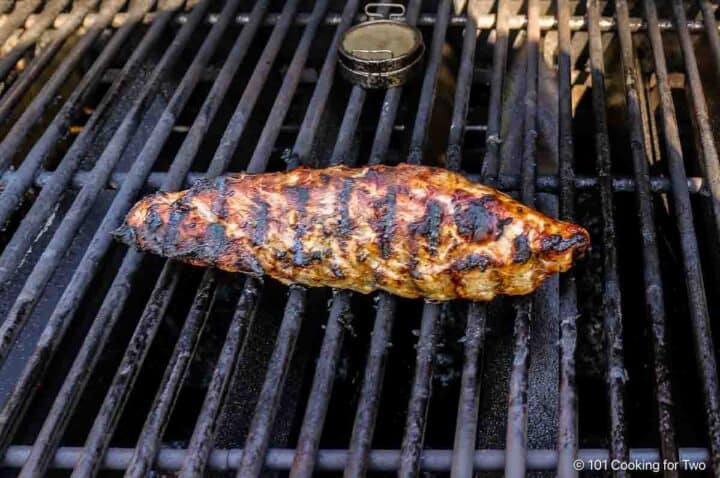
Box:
[0,0,720,476]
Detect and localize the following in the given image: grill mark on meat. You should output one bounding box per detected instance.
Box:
[145,204,163,232]
[251,195,270,246]
[206,222,226,261]
[409,200,443,255]
[211,177,229,219]
[337,179,354,237]
[370,186,396,259]
[496,217,513,239]
[164,190,195,255]
[452,253,492,271]
[288,186,317,267]
[513,234,531,264]
[541,233,587,254]
[453,195,497,242]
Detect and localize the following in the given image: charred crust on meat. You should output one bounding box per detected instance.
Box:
[287,186,313,266]
[541,233,587,254]
[453,195,497,242]
[409,200,443,255]
[251,196,270,246]
[164,191,194,254]
[145,204,163,232]
[513,235,531,264]
[206,222,226,259]
[112,223,136,246]
[495,217,513,239]
[331,263,345,279]
[370,187,396,259]
[211,177,229,219]
[337,179,354,237]
[452,254,492,271]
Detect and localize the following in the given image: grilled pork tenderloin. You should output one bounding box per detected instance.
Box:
[114,164,589,302]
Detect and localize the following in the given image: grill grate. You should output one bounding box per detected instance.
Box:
[0,0,720,476]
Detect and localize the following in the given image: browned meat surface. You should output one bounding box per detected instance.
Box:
[114,164,589,302]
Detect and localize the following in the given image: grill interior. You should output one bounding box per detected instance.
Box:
[0,0,720,476]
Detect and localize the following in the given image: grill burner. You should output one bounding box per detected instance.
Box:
[0,0,719,477]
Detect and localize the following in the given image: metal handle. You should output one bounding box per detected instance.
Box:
[364,3,405,20]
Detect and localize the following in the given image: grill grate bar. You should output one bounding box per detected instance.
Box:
[124,270,219,478]
[230,2,356,476]
[670,0,720,471]
[613,0,679,471]
[0,0,192,460]
[557,0,579,476]
[587,0,628,469]
[2,169,711,194]
[289,289,352,478]
[237,286,307,478]
[0,2,168,282]
[398,2,451,476]
[15,0,258,475]
[345,294,397,476]
[504,1,539,476]
[480,0,509,181]
[0,0,151,233]
[700,0,720,81]
[0,5,167,466]
[0,0,99,82]
[644,0,716,473]
[0,0,191,332]
[671,0,720,242]
[329,86,367,167]
[0,446,713,471]
[73,0,303,475]
[58,10,720,33]
[0,12,108,160]
[343,0,423,474]
[180,277,260,476]
[448,12,484,478]
[288,21,366,478]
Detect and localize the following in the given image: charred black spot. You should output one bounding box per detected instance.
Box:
[369,187,396,259]
[409,200,443,255]
[287,186,313,266]
[541,233,587,254]
[495,217,513,239]
[513,235,531,264]
[206,223,227,259]
[164,192,194,254]
[453,195,497,242]
[145,204,163,232]
[211,177,229,219]
[331,263,345,279]
[337,179,354,237]
[452,254,491,272]
[408,257,423,280]
[251,197,270,246]
[112,223,136,246]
